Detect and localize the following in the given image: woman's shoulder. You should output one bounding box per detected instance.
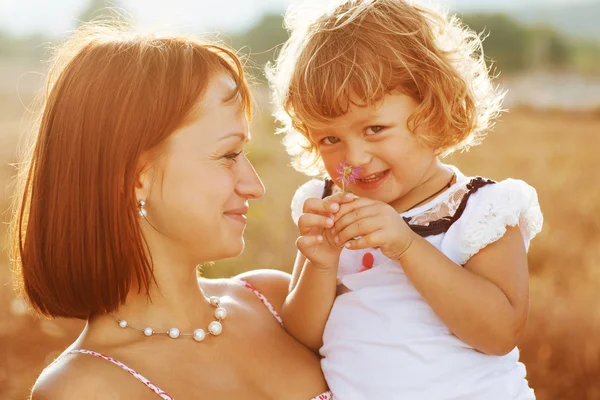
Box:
[31,350,123,399]
[200,270,291,314]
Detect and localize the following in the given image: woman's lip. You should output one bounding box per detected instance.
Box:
[224,213,247,224]
[226,206,249,215]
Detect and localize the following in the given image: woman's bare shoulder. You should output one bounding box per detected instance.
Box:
[200,270,291,313]
[31,351,126,400]
[234,269,291,311]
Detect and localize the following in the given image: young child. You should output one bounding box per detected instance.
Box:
[268,0,543,399]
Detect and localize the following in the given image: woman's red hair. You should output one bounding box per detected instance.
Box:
[9,23,251,319]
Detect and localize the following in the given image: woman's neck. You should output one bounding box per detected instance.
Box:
[86,240,217,346]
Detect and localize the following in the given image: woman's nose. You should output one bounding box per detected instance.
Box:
[237,156,265,200]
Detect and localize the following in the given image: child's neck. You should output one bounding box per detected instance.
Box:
[390,161,454,214]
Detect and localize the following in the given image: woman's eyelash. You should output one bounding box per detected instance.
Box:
[224,150,243,161]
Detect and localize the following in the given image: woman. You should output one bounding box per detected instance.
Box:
[11,24,332,399]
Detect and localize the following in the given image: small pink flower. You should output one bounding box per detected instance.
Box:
[335,162,363,192]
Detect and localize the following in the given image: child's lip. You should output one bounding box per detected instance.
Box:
[358,170,388,180]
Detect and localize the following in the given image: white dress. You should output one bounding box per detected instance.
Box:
[291,166,543,400]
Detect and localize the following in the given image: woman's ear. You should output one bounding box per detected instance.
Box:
[135,157,155,203]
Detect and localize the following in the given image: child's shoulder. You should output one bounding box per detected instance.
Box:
[291,179,328,225]
[441,170,543,265]
[450,165,539,208]
[459,173,540,215]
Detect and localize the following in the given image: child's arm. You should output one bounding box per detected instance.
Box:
[282,253,338,352]
[333,194,536,356]
[281,192,354,352]
[396,227,528,356]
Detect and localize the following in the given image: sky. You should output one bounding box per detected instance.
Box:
[0,0,594,37]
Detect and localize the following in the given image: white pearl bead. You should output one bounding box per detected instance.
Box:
[119,320,128,328]
[208,321,222,336]
[209,296,220,306]
[143,327,153,337]
[168,328,180,338]
[193,329,206,342]
[214,307,227,320]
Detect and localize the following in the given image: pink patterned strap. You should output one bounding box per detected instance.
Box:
[239,279,284,326]
[51,285,331,400]
[312,391,334,399]
[63,349,174,399]
[59,349,332,399]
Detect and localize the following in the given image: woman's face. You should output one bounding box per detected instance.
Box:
[140,72,265,263]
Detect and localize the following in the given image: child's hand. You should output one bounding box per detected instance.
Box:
[332,196,416,260]
[296,192,356,269]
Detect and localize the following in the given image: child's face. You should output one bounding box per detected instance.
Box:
[308,92,438,208]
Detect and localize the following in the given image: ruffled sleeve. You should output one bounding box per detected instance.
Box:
[441,178,543,265]
[291,179,326,226]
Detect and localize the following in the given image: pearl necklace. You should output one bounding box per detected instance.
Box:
[113,296,226,342]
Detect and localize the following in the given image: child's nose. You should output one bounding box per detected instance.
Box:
[345,143,372,167]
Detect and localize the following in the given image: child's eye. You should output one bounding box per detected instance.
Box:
[366,125,385,135]
[321,136,340,145]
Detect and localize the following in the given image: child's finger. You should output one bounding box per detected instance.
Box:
[324,191,356,205]
[298,213,334,235]
[333,203,380,234]
[343,231,381,251]
[302,197,341,215]
[335,216,381,245]
[295,234,324,252]
[333,197,376,221]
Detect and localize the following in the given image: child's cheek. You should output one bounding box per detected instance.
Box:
[322,155,342,175]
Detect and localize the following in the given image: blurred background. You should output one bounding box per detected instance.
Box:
[1,0,599,398]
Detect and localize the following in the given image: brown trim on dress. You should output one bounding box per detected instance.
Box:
[404,177,496,237]
[322,179,335,199]
[321,177,496,238]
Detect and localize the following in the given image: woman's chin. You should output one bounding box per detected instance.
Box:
[193,236,245,263]
[223,237,245,259]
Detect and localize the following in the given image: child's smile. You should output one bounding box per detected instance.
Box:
[309,92,449,212]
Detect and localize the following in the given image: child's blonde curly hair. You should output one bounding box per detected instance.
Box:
[267,0,505,177]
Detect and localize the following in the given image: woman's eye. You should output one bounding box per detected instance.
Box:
[321,136,340,145]
[224,150,243,162]
[366,125,385,135]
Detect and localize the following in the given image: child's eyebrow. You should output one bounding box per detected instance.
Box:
[349,111,384,128]
[308,107,385,137]
[307,128,329,139]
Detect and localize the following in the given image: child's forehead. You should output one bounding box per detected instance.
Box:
[306,106,379,135]
[308,94,401,126]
